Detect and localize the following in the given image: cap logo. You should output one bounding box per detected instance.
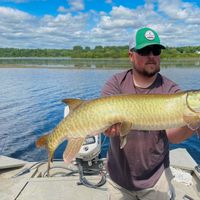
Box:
[145,30,155,40]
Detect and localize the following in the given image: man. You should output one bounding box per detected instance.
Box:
[101,27,194,200]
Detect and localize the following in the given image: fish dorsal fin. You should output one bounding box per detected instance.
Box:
[62,98,85,111]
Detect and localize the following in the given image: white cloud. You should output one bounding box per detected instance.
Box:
[97,6,142,30]
[158,0,200,24]
[184,5,200,24]
[34,12,89,48]
[58,0,85,13]
[0,6,33,20]
[95,5,161,35]
[57,6,68,13]
[0,6,88,48]
[90,1,200,47]
[0,0,200,49]
[68,0,84,11]
[158,0,190,19]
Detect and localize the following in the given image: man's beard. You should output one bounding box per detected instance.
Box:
[134,65,160,77]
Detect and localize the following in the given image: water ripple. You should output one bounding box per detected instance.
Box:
[0,68,200,164]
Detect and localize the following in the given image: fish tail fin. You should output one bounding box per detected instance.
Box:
[63,138,85,163]
[35,134,49,148]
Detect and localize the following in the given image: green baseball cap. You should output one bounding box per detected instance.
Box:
[129,27,165,50]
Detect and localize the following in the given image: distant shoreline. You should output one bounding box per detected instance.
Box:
[0,57,199,60]
[0,46,200,59]
[0,57,199,69]
[0,64,127,70]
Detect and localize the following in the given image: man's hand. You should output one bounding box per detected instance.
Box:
[104,123,121,137]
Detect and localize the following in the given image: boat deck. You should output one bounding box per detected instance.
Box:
[0,148,200,200]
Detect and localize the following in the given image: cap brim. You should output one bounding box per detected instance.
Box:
[135,43,165,50]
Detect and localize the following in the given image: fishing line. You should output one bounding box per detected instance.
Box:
[185,92,200,137]
[186,92,199,114]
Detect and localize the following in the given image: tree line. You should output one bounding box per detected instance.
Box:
[0,46,200,58]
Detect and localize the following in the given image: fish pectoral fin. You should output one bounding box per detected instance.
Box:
[62,98,85,111]
[120,136,127,149]
[119,122,132,149]
[63,137,85,163]
[183,115,200,131]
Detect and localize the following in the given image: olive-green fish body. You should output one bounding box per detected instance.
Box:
[36,90,200,175]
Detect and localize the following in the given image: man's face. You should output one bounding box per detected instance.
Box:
[129,45,161,77]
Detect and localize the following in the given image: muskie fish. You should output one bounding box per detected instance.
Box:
[36,90,200,175]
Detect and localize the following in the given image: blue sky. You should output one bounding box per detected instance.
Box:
[0,0,200,49]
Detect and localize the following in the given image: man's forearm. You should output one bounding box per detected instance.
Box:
[166,126,194,144]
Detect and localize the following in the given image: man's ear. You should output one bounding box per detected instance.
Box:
[128,51,134,62]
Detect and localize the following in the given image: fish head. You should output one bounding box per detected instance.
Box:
[186,90,200,114]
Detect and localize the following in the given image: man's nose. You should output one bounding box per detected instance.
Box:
[148,51,155,57]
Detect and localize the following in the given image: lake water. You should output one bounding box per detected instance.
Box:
[0,65,200,164]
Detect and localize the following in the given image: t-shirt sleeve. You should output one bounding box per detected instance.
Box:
[162,75,181,94]
[101,75,121,97]
[168,83,181,94]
